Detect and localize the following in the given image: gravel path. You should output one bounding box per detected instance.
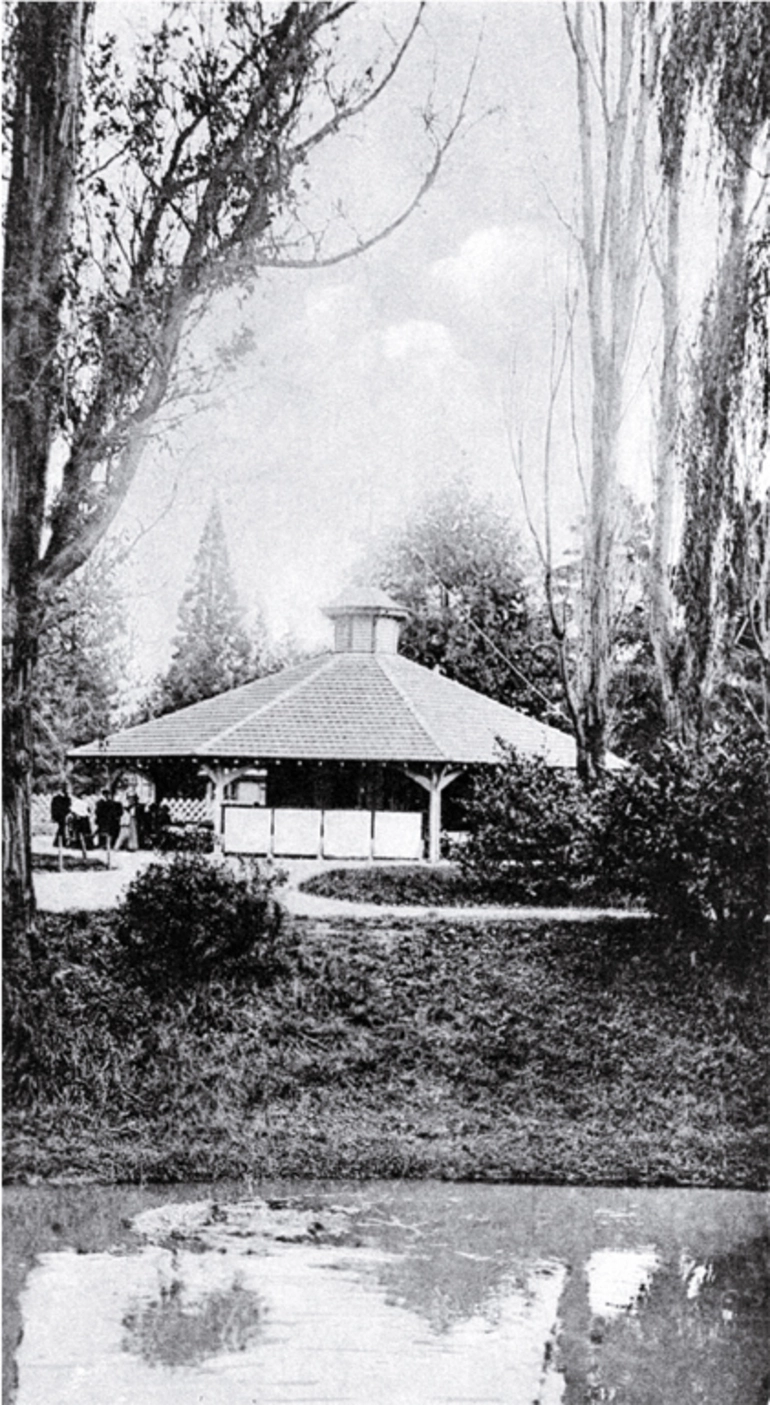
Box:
[32,842,155,912]
[280,883,643,923]
[32,842,643,922]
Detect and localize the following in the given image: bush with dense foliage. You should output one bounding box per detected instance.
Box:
[455,748,594,903]
[115,854,284,990]
[448,733,768,940]
[589,731,769,951]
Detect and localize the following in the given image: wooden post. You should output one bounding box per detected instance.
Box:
[200,764,243,850]
[403,765,464,864]
[428,772,442,865]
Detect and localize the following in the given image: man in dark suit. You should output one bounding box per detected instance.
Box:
[51,787,70,847]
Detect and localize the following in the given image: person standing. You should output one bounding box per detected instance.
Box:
[126,792,139,852]
[107,794,122,847]
[68,795,92,859]
[95,791,112,849]
[51,787,70,848]
[114,795,130,851]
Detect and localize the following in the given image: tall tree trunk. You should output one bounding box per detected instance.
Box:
[678,148,751,736]
[2,3,90,942]
[649,163,682,736]
[578,376,620,783]
[565,3,654,782]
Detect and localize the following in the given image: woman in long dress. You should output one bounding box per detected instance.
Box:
[114,797,130,851]
[126,794,139,851]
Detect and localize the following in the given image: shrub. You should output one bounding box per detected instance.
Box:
[154,821,215,853]
[590,731,769,951]
[455,747,592,903]
[115,854,284,991]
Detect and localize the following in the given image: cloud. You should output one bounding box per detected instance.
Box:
[380,318,457,364]
[431,222,568,307]
[431,226,523,302]
[303,282,367,347]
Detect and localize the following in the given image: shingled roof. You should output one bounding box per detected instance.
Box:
[72,587,629,772]
[71,649,581,768]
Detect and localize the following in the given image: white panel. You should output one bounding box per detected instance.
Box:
[273,808,322,857]
[350,614,374,652]
[323,809,372,859]
[373,811,423,860]
[222,806,272,855]
[374,616,400,653]
[230,778,266,805]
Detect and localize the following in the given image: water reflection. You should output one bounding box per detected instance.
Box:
[5,1182,768,1405]
[122,1272,263,1368]
[559,1232,770,1405]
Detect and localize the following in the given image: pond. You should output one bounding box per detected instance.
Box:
[3,1180,768,1404]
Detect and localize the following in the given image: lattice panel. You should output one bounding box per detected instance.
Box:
[166,797,211,824]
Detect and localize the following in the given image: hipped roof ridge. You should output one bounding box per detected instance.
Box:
[202,652,336,753]
[376,653,449,758]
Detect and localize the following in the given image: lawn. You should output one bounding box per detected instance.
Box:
[4,907,766,1188]
[32,852,108,873]
[299,863,635,908]
[300,864,492,906]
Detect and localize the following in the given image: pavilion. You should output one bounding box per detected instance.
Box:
[71,589,595,862]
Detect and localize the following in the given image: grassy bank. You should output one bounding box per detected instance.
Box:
[4,909,767,1187]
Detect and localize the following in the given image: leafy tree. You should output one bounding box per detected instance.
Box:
[153,500,260,713]
[653,1,770,739]
[591,730,769,955]
[603,490,665,759]
[455,747,591,905]
[31,554,127,792]
[366,477,563,718]
[723,485,770,735]
[2,1,468,934]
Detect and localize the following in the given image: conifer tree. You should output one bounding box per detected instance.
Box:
[156,502,258,713]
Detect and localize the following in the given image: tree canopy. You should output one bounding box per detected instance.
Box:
[364,478,564,719]
[31,554,127,793]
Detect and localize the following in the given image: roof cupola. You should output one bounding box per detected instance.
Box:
[323,587,408,655]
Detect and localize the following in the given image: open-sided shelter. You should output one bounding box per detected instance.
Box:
[71,589,588,861]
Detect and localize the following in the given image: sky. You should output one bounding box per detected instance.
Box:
[107,2,646,685]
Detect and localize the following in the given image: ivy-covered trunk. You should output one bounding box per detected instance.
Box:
[2,3,89,944]
[2,566,39,941]
[678,148,751,737]
[650,156,683,738]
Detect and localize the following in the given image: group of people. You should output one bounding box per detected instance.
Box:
[50,787,171,854]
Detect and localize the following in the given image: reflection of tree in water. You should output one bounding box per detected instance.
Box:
[362,1194,551,1334]
[122,1273,263,1368]
[376,1246,532,1334]
[557,1234,770,1405]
